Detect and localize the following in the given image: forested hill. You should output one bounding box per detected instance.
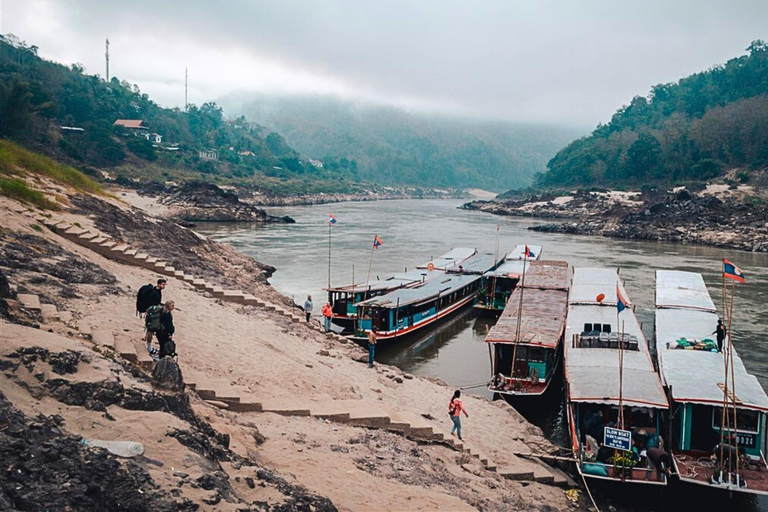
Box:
[0,35,358,194]
[537,41,768,188]
[220,95,582,191]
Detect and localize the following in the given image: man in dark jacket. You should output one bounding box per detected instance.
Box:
[157,300,176,359]
[144,278,167,355]
[713,319,727,353]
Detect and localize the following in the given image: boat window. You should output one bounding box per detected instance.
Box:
[602,324,611,333]
[713,408,760,434]
[584,323,593,332]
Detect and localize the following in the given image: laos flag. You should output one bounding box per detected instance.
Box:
[525,245,536,259]
[328,213,337,225]
[723,258,746,283]
[616,283,629,313]
[373,235,383,249]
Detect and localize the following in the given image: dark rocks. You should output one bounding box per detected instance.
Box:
[162,182,295,224]
[0,390,184,511]
[152,357,185,392]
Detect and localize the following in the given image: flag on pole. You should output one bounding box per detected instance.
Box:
[525,245,536,259]
[328,213,337,225]
[723,258,745,283]
[373,235,383,249]
[616,283,629,313]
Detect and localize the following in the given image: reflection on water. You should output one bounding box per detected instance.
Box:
[195,199,768,511]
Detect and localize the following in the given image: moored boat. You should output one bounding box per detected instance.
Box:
[485,260,568,400]
[474,244,541,315]
[655,270,768,495]
[350,250,500,342]
[326,248,478,334]
[565,268,669,485]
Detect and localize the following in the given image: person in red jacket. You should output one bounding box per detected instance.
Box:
[449,390,469,440]
[322,302,333,332]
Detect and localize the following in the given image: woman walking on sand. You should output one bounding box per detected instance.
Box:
[449,390,469,440]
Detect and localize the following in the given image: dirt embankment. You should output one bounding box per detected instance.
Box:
[0,189,581,511]
[462,187,768,252]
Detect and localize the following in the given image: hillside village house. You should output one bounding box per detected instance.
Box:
[113,119,148,132]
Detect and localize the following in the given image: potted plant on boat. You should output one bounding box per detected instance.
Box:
[609,451,637,479]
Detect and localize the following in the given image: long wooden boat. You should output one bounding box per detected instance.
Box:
[474,244,542,315]
[349,251,500,343]
[655,270,768,495]
[326,248,478,334]
[485,260,568,400]
[565,268,669,486]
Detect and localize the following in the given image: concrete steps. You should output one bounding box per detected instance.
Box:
[17,293,41,311]
[91,328,115,350]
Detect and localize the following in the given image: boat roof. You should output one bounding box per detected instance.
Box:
[655,270,768,411]
[327,268,442,293]
[564,268,668,409]
[568,267,630,305]
[355,273,481,309]
[508,244,542,261]
[485,287,568,348]
[484,259,530,279]
[521,260,569,290]
[448,252,502,275]
[416,247,477,270]
[655,270,716,312]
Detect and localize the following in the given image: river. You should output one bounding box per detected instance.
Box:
[195,198,768,510]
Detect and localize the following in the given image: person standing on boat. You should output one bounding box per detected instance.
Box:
[713,319,726,353]
[449,390,469,440]
[304,295,313,323]
[367,327,377,368]
[322,302,333,332]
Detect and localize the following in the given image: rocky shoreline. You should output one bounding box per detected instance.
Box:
[462,187,768,252]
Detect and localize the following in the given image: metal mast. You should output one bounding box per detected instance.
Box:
[185,67,188,110]
[105,38,110,81]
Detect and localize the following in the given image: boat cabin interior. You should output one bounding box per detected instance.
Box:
[490,344,552,393]
[670,403,768,491]
[477,276,519,310]
[575,403,667,483]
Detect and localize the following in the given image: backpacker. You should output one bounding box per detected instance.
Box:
[145,304,164,333]
[136,284,155,314]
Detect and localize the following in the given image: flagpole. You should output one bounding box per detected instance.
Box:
[727,279,739,479]
[489,225,500,309]
[328,220,332,290]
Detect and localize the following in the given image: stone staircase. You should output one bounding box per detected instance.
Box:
[14,206,347,343]
[10,205,570,488]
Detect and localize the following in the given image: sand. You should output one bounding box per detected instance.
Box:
[0,190,578,511]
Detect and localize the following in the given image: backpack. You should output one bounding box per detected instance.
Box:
[136,284,155,314]
[448,399,458,416]
[145,305,164,333]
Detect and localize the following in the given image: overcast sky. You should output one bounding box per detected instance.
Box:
[3,0,767,126]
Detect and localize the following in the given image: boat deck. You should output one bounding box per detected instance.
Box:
[674,450,768,494]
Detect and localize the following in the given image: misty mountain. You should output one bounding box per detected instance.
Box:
[220,95,582,191]
[538,41,768,188]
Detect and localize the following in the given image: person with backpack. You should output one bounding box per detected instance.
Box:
[137,278,167,356]
[145,300,176,360]
[448,390,469,440]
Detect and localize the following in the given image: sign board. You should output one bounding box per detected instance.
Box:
[603,427,632,452]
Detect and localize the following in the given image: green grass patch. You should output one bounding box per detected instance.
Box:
[30,223,43,232]
[0,177,58,210]
[0,140,104,194]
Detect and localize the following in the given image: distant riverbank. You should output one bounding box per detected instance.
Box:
[461,185,768,252]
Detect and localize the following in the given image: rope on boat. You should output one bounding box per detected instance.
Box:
[580,470,600,512]
[458,381,491,390]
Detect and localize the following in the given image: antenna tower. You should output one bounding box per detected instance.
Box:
[105,38,110,82]
[185,67,188,110]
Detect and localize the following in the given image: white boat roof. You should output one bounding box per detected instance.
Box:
[655,270,716,312]
[484,259,530,278]
[508,244,542,261]
[327,268,443,293]
[568,267,629,305]
[564,268,668,409]
[356,273,481,309]
[416,247,477,270]
[655,271,768,411]
[450,252,502,275]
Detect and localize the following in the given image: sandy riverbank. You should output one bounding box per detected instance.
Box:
[0,183,581,511]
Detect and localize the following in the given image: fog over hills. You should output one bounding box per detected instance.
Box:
[221,94,584,191]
